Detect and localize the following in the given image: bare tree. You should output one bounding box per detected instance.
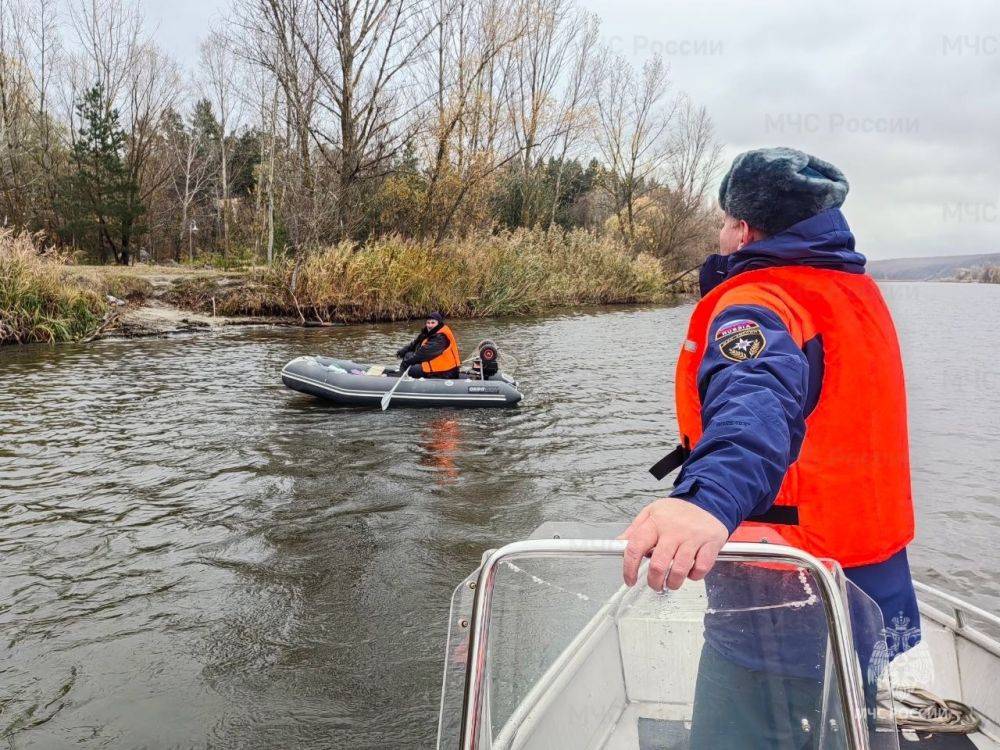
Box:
[504,0,591,227]
[544,11,597,229]
[233,0,324,248]
[416,0,528,240]
[264,84,278,264]
[166,109,217,262]
[236,0,439,240]
[66,0,143,110]
[24,0,64,234]
[652,96,722,266]
[0,0,36,225]
[241,59,281,263]
[594,51,676,245]
[124,46,182,258]
[299,0,439,237]
[199,30,243,257]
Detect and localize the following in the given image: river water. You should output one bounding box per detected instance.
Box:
[1,281,998,748]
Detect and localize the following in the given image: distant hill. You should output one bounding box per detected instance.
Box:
[867,252,1000,281]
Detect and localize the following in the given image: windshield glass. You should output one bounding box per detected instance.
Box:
[438,540,898,750]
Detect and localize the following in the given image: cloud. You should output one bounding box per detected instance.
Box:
[584,0,1000,258]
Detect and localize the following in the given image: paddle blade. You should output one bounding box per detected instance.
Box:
[381,372,405,410]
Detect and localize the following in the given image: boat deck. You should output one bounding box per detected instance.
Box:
[590,591,1000,750]
[597,706,1000,749]
[447,529,1000,750]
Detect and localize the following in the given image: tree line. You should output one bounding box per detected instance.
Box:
[0,0,721,267]
[956,265,1000,284]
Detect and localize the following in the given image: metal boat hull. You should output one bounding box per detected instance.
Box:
[438,522,1000,750]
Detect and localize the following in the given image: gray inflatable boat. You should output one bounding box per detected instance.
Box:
[281,356,522,407]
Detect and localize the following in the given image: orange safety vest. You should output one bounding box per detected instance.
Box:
[421,324,461,374]
[675,266,914,568]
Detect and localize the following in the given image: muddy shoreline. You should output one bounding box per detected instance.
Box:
[105,299,302,340]
[64,265,306,341]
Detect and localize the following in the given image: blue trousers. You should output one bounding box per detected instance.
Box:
[689,642,832,750]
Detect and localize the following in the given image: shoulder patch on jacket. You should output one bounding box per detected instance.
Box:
[715,319,766,362]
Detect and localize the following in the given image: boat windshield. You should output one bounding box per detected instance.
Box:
[438,537,898,750]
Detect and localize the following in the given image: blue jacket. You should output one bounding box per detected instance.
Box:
[672,209,919,670]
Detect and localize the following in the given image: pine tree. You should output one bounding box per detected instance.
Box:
[63,84,145,264]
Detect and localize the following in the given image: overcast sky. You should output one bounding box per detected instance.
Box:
[145,0,1000,259]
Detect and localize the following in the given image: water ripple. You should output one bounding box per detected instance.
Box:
[1,287,998,747]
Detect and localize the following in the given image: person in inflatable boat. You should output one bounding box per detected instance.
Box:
[395,312,461,379]
[621,147,919,748]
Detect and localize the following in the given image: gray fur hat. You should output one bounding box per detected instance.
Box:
[718,147,849,235]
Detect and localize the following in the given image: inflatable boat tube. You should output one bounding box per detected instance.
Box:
[281,356,523,407]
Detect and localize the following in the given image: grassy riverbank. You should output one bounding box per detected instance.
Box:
[1,229,679,345]
[172,230,675,323]
[0,232,108,345]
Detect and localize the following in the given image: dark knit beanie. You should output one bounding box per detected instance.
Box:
[718,147,849,235]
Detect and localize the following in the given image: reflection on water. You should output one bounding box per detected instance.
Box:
[420,419,463,485]
[0,283,998,748]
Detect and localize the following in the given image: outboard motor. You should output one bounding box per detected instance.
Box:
[476,340,500,380]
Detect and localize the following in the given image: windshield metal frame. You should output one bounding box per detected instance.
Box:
[458,540,871,750]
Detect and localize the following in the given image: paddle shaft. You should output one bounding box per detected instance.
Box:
[380,366,411,410]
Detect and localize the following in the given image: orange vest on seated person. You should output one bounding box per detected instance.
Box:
[675,266,914,568]
[421,324,461,374]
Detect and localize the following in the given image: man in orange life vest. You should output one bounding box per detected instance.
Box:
[395,312,462,379]
[620,148,920,743]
